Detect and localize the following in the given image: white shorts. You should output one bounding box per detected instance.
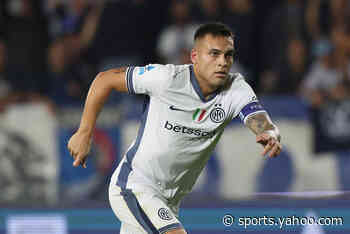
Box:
[109,184,183,234]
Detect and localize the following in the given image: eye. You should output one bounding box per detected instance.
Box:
[210,51,220,57]
[225,52,234,58]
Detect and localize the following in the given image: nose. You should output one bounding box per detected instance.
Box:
[218,54,228,67]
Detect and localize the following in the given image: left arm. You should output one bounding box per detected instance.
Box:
[245,112,282,157]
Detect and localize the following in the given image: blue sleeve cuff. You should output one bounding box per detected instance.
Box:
[126,66,136,94]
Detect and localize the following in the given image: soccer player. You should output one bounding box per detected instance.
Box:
[67,23,282,234]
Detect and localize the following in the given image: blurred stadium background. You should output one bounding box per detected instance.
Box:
[1,0,350,233]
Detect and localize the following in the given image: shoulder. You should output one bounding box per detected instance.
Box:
[172,64,191,77]
[131,64,172,81]
[138,63,187,74]
[135,64,170,74]
[133,64,191,91]
[151,64,191,80]
[219,72,258,104]
[132,63,191,83]
[222,72,250,91]
[231,72,245,83]
[141,64,191,95]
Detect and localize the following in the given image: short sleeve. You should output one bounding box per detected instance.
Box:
[231,74,266,123]
[125,64,171,96]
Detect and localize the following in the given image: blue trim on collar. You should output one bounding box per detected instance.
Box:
[189,65,218,102]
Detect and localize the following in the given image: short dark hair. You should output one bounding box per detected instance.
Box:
[194,22,234,41]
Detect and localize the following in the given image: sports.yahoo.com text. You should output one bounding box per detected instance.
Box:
[222,214,344,229]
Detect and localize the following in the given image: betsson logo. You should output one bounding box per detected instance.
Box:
[164,121,216,138]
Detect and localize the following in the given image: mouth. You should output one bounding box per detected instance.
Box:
[214,71,227,77]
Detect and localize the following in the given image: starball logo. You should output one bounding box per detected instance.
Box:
[164,121,216,138]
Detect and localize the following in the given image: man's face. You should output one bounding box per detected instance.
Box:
[191,34,234,92]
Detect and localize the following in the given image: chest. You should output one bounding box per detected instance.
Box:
[156,93,233,134]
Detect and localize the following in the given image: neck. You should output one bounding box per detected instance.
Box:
[193,65,218,99]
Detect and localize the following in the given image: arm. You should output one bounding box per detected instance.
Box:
[305,0,321,40]
[245,112,282,158]
[79,3,104,49]
[67,67,128,168]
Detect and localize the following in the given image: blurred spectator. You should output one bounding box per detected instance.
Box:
[92,0,169,70]
[261,0,307,72]
[0,0,5,38]
[222,0,256,75]
[260,38,308,95]
[157,0,198,64]
[303,29,350,189]
[4,0,50,95]
[47,0,103,105]
[192,0,222,23]
[330,0,350,28]
[0,40,13,112]
[63,0,103,62]
[47,0,103,64]
[331,24,350,73]
[0,41,9,95]
[302,23,350,106]
[302,39,349,107]
[45,0,67,39]
[306,0,350,41]
[48,38,94,105]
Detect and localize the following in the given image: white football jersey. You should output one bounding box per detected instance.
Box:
[110,64,265,206]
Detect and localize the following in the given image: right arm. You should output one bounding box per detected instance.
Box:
[67,67,128,168]
[305,0,321,40]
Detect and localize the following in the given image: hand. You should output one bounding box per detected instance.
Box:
[256,131,282,158]
[67,130,92,168]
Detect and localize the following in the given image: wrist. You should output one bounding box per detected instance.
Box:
[78,126,94,137]
[263,130,280,142]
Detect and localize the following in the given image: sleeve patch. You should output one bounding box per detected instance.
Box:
[138,65,155,75]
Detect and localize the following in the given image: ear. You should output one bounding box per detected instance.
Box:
[191,48,197,64]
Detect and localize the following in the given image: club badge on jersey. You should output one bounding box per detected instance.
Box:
[192,104,226,123]
[158,208,173,221]
[210,104,225,123]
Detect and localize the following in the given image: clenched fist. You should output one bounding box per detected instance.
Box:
[67,130,92,168]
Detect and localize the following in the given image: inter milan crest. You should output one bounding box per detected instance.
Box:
[210,104,225,123]
[158,208,173,220]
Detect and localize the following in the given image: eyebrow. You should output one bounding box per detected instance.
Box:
[209,48,235,54]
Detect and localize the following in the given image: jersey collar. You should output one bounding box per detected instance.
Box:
[189,65,218,103]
